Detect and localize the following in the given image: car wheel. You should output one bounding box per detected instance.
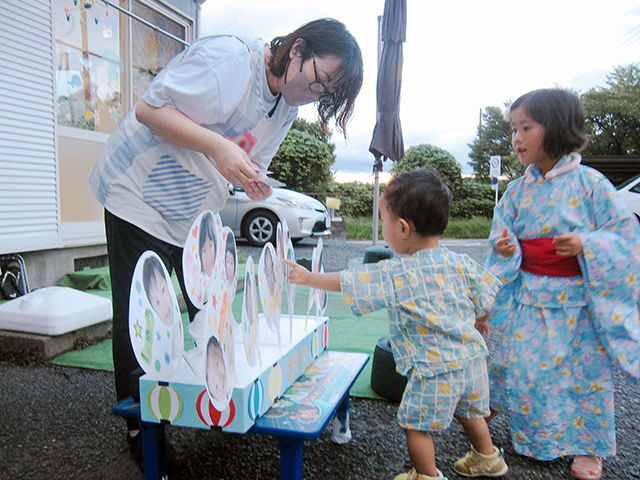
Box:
[243,210,278,247]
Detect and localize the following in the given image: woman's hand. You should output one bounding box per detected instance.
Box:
[209,139,259,186]
[553,232,583,256]
[494,227,516,257]
[135,100,259,185]
[243,179,273,201]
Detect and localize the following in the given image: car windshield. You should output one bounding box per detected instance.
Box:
[616,173,640,189]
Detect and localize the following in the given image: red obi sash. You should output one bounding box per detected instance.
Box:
[520,237,581,277]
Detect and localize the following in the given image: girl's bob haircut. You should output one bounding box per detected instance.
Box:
[510,88,589,158]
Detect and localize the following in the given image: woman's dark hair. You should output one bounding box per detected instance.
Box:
[383,168,453,237]
[269,18,363,136]
[510,89,589,158]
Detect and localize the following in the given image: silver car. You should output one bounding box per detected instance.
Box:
[617,173,640,220]
[219,184,332,246]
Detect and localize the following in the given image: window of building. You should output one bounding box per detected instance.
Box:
[53,0,189,134]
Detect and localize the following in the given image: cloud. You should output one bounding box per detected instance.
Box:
[200,1,640,181]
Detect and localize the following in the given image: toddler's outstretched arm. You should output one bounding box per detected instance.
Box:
[283,259,341,292]
[494,227,516,257]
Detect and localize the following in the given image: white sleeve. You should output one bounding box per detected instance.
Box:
[142,36,252,126]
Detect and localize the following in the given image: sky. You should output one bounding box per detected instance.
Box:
[199,1,640,183]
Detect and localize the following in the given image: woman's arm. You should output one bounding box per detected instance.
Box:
[136,100,259,187]
[283,259,341,292]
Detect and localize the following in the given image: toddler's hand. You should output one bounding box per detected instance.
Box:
[283,259,310,286]
[494,227,516,257]
[553,232,583,256]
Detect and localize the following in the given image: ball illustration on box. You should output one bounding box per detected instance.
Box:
[248,378,264,421]
[196,389,236,428]
[147,383,183,423]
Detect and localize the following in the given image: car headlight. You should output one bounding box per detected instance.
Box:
[276,196,315,210]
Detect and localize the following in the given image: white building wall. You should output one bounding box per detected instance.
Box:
[0,0,59,255]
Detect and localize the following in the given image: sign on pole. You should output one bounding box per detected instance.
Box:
[490,155,501,203]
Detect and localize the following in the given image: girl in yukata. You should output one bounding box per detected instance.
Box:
[484,88,640,480]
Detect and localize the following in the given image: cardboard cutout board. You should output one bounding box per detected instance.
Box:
[129,251,184,380]
[306,238,324,328]
[241,256,261,367]
[285,238,296,339]
[182,211,224,309]
[203,277,235,410]
[222,227,238,303]
[258,242,283,342]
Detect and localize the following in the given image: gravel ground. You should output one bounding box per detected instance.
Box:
[1,238,638,480]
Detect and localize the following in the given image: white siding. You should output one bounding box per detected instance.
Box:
[0,0,59,254]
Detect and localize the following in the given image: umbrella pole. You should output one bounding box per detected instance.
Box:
[372,157,383,245]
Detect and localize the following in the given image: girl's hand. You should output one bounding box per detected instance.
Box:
[553,232,583,256]
[475,314,490,339]
[494,227,516,257]
[283,259,310,286]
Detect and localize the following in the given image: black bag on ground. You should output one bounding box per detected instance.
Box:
[0,254,30,300]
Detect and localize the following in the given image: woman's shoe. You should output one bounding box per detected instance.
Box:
[571,456,603,480]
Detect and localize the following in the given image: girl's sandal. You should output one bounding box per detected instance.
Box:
[571,456,603,480]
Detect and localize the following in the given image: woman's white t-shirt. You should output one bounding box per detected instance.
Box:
[88,35,297,246]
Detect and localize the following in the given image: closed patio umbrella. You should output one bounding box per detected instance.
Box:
[369,0,406,244]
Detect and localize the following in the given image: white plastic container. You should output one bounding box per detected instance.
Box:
[0,286,112,336]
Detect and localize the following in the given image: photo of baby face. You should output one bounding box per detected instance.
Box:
[206,336,227,403]
[265,247,275,296]
[143,256,174,326]
[245,276,255,324]
[199,213,217,277]
[225,234,236,285]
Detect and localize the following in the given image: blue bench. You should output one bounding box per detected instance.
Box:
[113,351,369,480]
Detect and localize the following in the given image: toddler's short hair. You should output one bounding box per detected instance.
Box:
[510,88,589,158]
[384,168,452,237]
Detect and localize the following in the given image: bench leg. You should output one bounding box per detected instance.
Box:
[140,420,167,480]
[277,437,304,480]
[332,391,352,444]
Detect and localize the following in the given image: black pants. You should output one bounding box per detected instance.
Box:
[105,210,198,429]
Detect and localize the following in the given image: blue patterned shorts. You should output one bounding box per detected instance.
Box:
[397,356,490,431]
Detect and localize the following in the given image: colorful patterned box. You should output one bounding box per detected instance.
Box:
[140,314,329,433]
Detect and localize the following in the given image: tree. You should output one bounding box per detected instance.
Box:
[467,105,524,181]
[581,63,640,156]
[269,118,336,192]
[391,144,463,188]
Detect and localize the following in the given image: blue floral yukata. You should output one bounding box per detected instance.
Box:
[340,248,501,431]
[485,153,640,460]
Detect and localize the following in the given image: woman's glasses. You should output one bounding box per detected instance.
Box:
[310,56,336,106]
